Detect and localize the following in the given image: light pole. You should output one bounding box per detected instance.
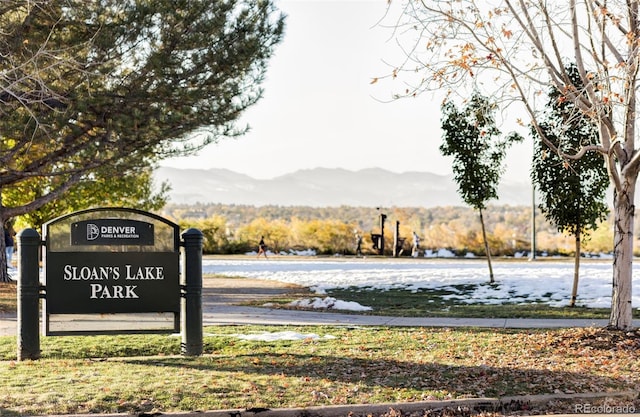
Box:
[376,207,386,256]
[529,185,537,260]
[530,140,537,261]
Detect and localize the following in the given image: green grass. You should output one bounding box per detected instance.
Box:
[0,325,638,416]
[246,284,624,319]
[324,286,620,319]
[1,277,638,416]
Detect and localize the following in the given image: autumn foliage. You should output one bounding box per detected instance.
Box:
[163,203,619,256]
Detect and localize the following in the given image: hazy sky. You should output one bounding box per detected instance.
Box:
[160,0,533,181]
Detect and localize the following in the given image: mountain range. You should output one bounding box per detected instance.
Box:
[154,167,533,207]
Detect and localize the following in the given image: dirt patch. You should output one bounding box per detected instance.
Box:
[202,276,311,305]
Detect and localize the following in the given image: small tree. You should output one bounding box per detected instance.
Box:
[532,65,609,306]
[440,92,522,282]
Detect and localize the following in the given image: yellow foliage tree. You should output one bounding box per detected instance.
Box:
[236,217,290,254]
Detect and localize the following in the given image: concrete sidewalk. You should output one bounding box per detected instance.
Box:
[3,305,638,336]
[200,304,628,328]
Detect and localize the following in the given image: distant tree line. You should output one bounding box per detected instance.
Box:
[160,203,620,257]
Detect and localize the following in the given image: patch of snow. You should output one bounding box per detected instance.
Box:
[203,258,639,310]
[424,249,456,258]
[244,249,317,257]
[230,331,336,341]
[287,296,372,311]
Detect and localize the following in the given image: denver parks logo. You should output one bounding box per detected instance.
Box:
[86,223,140,240]
[71,219,154,245]
[86,224,100,241]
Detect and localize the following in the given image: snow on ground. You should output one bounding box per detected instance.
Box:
[203,258,639,310]
[227,331,337,341]
[287,296,372,311]
[193,331,337,341]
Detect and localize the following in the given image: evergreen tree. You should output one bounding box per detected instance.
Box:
[0,0,285,281]
[531,64,609,306]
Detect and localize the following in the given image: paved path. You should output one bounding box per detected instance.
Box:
[199,305,628,328]
[1,309,627,337]
[2,277,638,336]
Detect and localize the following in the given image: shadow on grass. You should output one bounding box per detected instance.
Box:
[123,351,631,398]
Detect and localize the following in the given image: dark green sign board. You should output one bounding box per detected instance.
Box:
[43,208,181,335]
[46,252,179,314]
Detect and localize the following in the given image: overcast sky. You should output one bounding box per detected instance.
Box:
[160,0,533,182]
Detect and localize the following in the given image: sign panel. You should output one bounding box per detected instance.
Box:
[43,208,181,335]
[45,252,179,314]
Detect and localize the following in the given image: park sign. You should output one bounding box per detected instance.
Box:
[42,208,181,335]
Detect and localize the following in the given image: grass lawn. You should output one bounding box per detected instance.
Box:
[1,274,639,416]
[0,325,639,416]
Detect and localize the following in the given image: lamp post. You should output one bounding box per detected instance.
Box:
[376,208,386,256]
[530,184,537,261]
[530,137,537,261]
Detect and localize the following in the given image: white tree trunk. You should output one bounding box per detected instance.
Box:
[610,178,636,330]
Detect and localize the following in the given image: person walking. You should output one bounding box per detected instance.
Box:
[257,236,268,259]
[411,231,420,258]
[355,232,363,257]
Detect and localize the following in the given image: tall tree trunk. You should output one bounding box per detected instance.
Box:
[479,208,494,283]
[0,196,6,282]
[610,179,635,330]
[0,211,9,283]
[570,228,580,307]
